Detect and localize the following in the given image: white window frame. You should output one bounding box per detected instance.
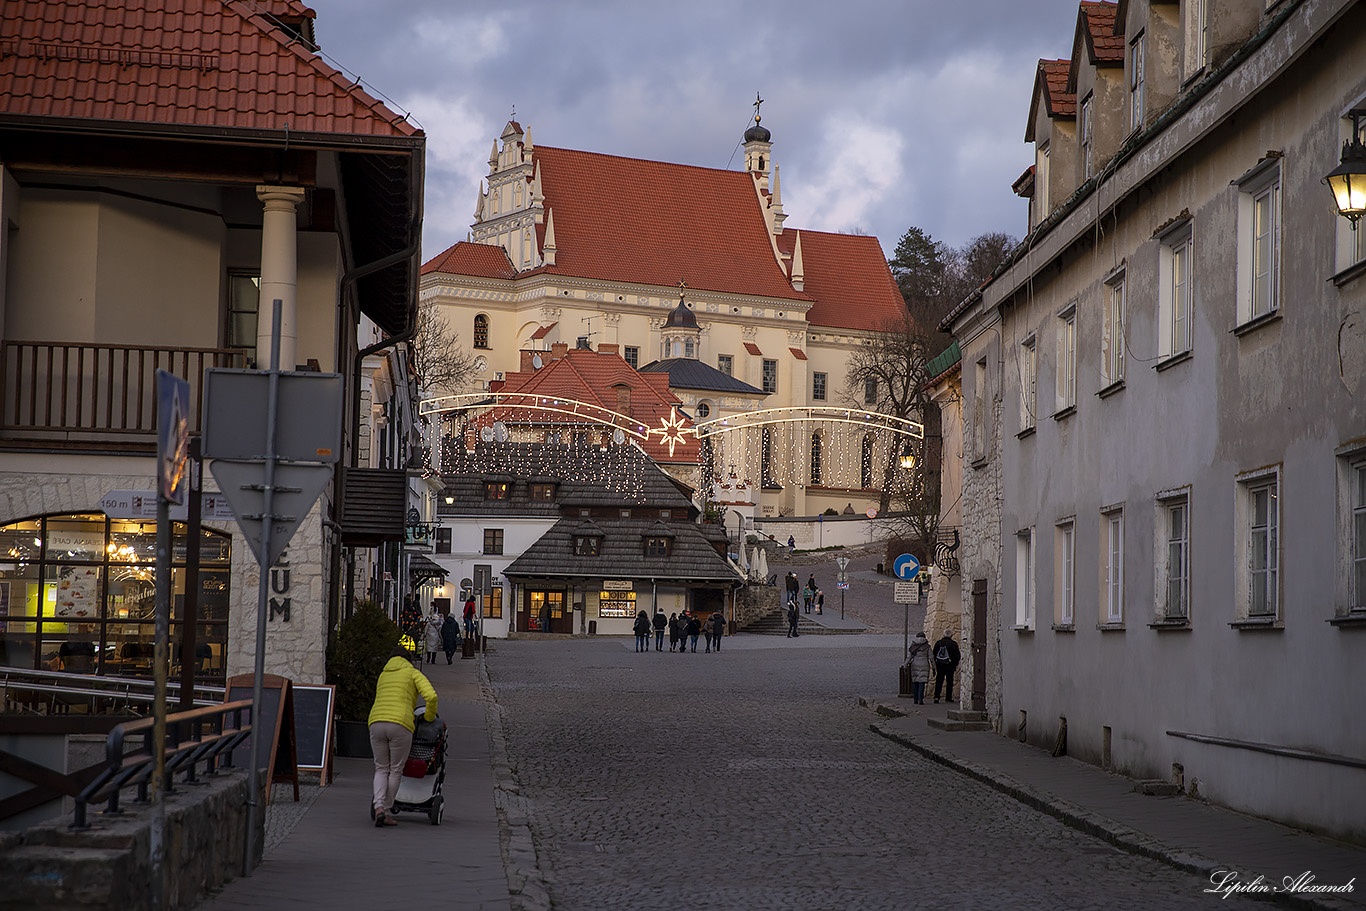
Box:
[1037,142,1051,222]
[1335,448,1366,616]
[1102,272,1125,387]
[1235,160,1281,326]
[973,358,988,461]
[1234,467,1281,621]
[1103,507,1125,625]
[1055,303,1076,413]
[1019,335,1037,432]
[1016,527,1036,629]
[812,371,827,401]
[1184,0,1208,80]
[1155,490,1191,621]
[717,354,732,376]
[762,358,778,394]
[623,346,639,369]
[1128,31,1145,134]
[1056,519,1075,627]
[1080,93,1094,180]
[1158,221,1195,359]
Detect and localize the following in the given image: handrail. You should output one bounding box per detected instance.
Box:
[1,667,226,714]
[72,699,253,829]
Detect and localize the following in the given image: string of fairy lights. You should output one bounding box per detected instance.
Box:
[419,394,925,503]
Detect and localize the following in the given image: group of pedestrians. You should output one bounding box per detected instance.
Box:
[633,609,725,653]
[417,595,479,666]
[905,629,962,704]
[783,571,825,638]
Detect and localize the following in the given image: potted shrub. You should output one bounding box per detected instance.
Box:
[326,599,400,758]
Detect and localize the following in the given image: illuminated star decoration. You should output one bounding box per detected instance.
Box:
[648,407,692,458]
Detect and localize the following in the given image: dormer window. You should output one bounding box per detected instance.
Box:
[530,483,556,502]
[485,482,509,500]
[644,536,671,558]
[574,536,601,556]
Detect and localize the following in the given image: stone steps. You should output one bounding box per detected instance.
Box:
[742,614,865,636]
[927,708,993,732]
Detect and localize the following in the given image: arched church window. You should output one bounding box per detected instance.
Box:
[810,433,823,485]
[861,435,875,489]
[474,314,489,349]
[684,339,695,358]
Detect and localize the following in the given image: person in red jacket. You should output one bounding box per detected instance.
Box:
[463,595,477,638]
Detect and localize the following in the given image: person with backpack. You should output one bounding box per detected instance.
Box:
[933,630,962,703]
[906,632,932,704]
[652,609,667,651]
[706,611,724,653]
[685,613,703,652]
[633,610,651,652]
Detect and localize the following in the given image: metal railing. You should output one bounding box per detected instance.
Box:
[1,667,226,715]
[0,339,244,437]
[72,699,252,828]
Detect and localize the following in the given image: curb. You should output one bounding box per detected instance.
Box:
[866,709,1356,911]
[478,654,554,911]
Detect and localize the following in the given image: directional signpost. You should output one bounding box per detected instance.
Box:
[836,556,851,619]
[203,301,341,876]
[893,553,921,660]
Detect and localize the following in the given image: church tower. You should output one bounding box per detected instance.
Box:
[470,120,545,270]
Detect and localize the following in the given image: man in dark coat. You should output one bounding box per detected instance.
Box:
[441,612,461,664]
[652,609,667,651]
[785,571,799,609]
[786,602,800,638]
[932,630,962,703]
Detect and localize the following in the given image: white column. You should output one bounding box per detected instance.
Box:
[255,186,307,370]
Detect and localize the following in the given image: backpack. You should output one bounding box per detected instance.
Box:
[935,644,951,662]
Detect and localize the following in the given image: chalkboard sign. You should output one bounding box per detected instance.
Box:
[292,684,335,781]
[225,673,299,804]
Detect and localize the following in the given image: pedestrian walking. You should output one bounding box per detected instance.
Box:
[802,581,814,614]
[907,632,932,704]
[787,534,796,555]
[685,613,702,652]
[933,630,962,703]
[368,648,437,827]
[707,611,725,652]
[677,612,690,656]
[441,612,461,664]
[423,612,442,665]
[633,610,651,652]
[652,609,667,651]
[786,602,800,638]
[785,571,799,609]
[668,612,681,652]
[807,574,817,598]
[463,595,477,639]
[814,588,824,615]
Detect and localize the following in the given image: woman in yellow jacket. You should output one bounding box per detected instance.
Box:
[368,648,438,826]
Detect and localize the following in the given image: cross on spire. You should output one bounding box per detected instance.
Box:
[753,92,764,123]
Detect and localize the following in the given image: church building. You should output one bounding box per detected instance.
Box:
[419,113,907,518]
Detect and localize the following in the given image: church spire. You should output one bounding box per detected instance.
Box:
[743,92,774,191]
[542,208,557,266]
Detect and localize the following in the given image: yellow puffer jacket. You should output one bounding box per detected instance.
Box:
[367,656,438,731]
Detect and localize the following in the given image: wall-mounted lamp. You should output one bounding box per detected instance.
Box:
[1325,108,1366,228]
[444,495,454,505]
[898,441,917,471]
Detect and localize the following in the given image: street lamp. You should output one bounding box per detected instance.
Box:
[1325,108,1366,228]
[899,440,917,471]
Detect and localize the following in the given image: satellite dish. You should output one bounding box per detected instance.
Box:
[532,354,543,369]
[612,428,625,445]
[480,426,494,442]
[494,421,509,443]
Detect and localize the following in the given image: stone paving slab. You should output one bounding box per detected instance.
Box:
[865,697,1366,911]
[196,657,511,911]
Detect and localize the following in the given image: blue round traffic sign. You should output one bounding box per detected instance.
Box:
[893,553,921,580]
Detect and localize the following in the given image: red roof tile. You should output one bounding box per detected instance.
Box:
[492,348,699,464]
[743,342,763,356]
[788,347,807,360]
[420,241,518,279]
[1068,1,1123,90]
[530,322,557,340]
[1026,58,1075,141]
[776,230,906,332]
[0,0,419,139]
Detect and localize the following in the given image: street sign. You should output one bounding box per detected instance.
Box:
[156,370,191,504]
[837,581,849,590]
[893,553,921,580]
[866,507,878,519]
[99,489,236,522]
[202,369,343,462]
[208,460,334,565]
[836,556,851,570]
[894,581,918,603]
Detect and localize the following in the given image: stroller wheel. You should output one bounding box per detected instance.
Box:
[429,795,444,826]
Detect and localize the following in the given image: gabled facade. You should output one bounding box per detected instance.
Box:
[946,0,1366,840]
[0,0,423,685]
[420,118,907,519]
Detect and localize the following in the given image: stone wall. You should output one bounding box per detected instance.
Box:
[0,767,260,910]
[733,583,779,629]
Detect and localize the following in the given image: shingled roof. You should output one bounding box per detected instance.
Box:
[639,358,766,396]
[1025,58,1075,142]
[502,516,740,585]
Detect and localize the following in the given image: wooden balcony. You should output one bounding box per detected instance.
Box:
[0,339,245,449]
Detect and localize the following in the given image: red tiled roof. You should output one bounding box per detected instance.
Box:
[420,241,518,278]
[521,146,809,301]
[530,322,557,340]
[1026,59,1075,141]
[789,347,807,360]
[743,342,763,356]
[0,0,419,138]
[1068,1,1123,92]
[492,348,698,464]
[776,230,906,332]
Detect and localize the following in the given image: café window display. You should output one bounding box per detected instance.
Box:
[0,513,231,680]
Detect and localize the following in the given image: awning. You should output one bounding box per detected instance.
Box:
[409,553,449,587]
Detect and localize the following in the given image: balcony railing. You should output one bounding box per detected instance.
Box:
[0,340,245,442]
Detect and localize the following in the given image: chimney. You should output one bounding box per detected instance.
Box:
[599,343,619,355]
[550,342,570,360]
[519,350,537,373]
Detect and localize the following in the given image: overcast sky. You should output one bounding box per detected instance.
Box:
[304,0,1085,263]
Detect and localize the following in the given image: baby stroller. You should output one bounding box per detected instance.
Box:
[391,706,447,825]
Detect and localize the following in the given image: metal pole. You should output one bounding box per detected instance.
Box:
[245,300,282,876]
[151,490,171,910]
[179,438,202,710]
[903,595,909,662]
[840,585,844,621]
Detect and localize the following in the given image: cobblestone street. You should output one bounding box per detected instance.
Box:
[488,636,1266,911]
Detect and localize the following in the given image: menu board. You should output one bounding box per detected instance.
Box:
[53,566,100,619]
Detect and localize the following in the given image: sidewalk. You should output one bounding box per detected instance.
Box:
[198,655,518,911]
[863,696,1366,911]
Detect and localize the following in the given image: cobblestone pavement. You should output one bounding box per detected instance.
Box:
[487,636,1267,911]
[263,778,323,857]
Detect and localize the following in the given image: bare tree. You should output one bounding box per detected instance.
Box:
[409,301,475,396]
